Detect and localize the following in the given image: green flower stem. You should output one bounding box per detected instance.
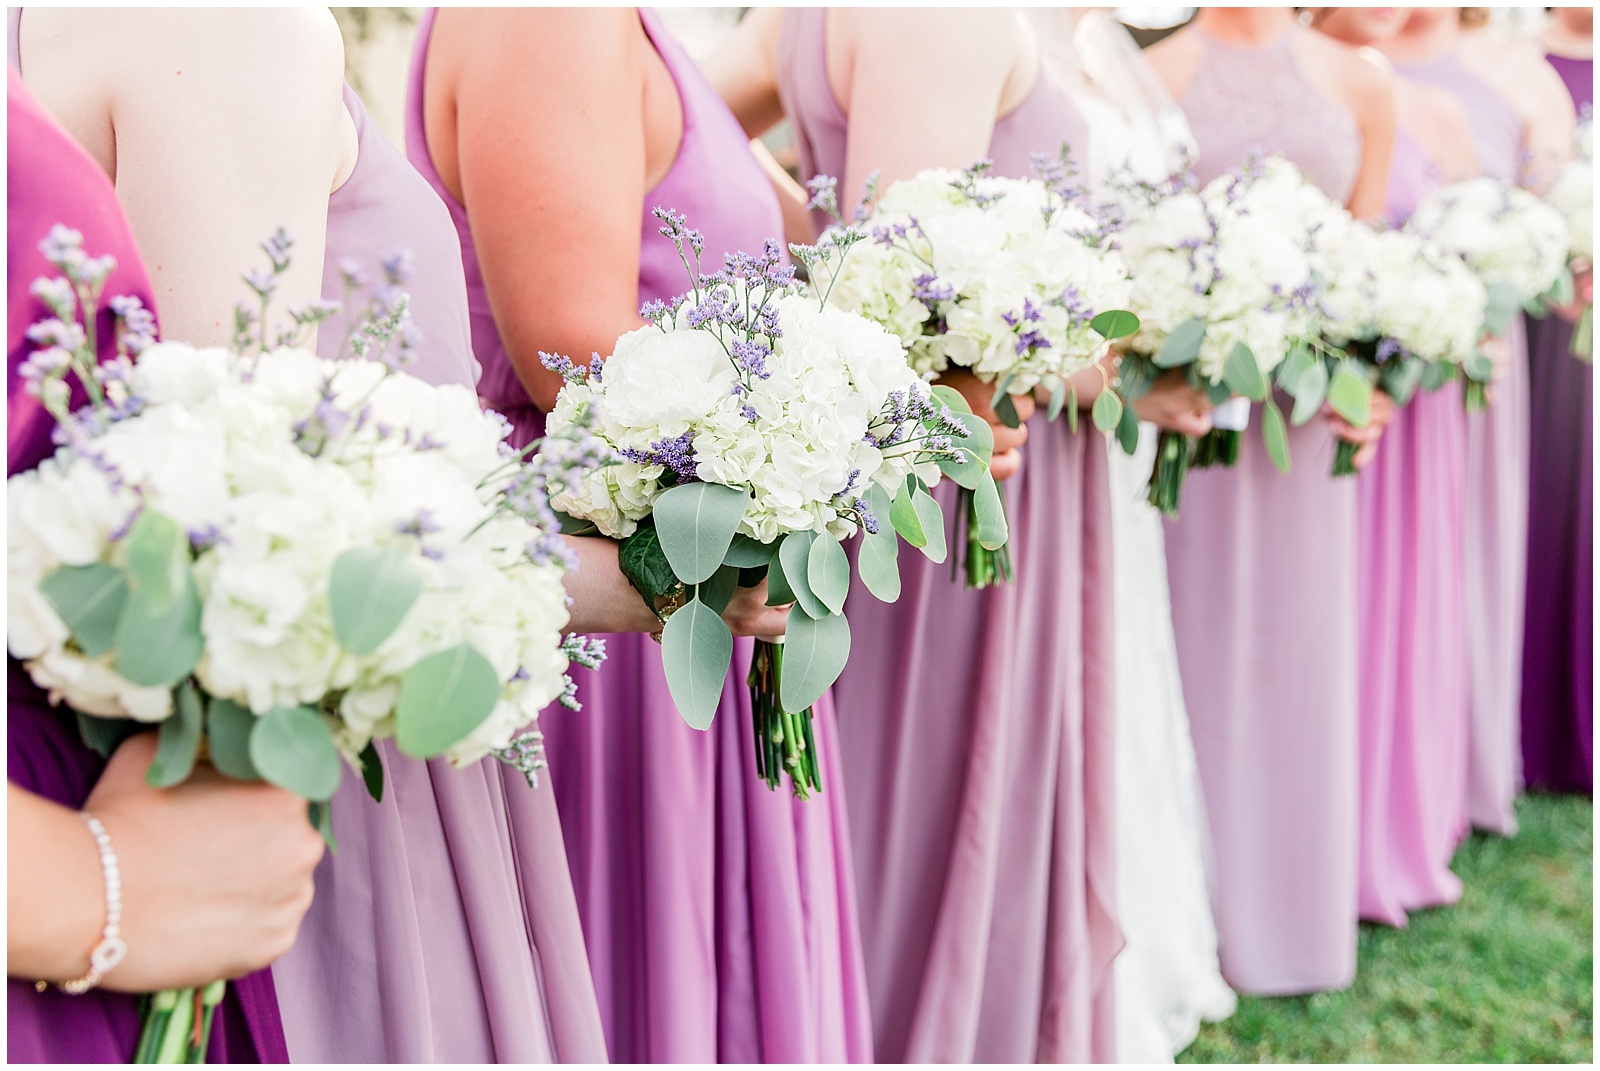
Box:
[1464,379,1488,412]
[1192,428,1241,469]
[1572,304,1593,361]
[1331,438,1360,478]
[954,486,1012,591]
[747,639,819,798]
[1148,429,1192,518]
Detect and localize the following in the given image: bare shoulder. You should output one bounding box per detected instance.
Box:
[1140,26,1204,95]
[1304,30,1394,100]
[839,7,1020,57]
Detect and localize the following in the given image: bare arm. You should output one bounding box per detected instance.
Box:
[22,9,351,347]
[707,7,787,140]
[447,8,653,414]
[1345,55,1398,221]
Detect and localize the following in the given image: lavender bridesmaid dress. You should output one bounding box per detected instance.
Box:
[6,67,286,1064]
[407,9,871,1061]
[1164,25,1364,994]
[1520,53,1592,796]
[262,86,606,1064]
[1354,124,1471,928]
[1394,51,1531,836]
[777,11,1121,1062]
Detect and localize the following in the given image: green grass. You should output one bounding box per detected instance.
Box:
[1180,794,1593,1063]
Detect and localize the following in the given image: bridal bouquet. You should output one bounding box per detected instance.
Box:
[8,229,598,1062]
[808,152,1138,587]
[1546,118,1593,358]
[1114,156,1325,514]
[1309,216,1489,474]
[541,210,988,796]
[1405,177,1571,405]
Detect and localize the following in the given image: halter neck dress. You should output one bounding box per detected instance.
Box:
[777,9,1120,1062]
[255,83,606,1064]
[1353,120,1471,930]
[5,66,287,1065]
[1394,50,1531,837]
[407,9,872,1061]
[1162,23,1364,995]
[1520,51,1592,796]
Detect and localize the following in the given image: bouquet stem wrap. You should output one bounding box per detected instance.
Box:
[133,981,225,1063]
[749,638,820,797]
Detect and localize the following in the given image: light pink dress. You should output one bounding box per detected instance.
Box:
[1164,25,1364,995]
[1394,50,1530,837]
[407,8,872,1061]
[1354,124,1470,928]
[778,10,1120,1062]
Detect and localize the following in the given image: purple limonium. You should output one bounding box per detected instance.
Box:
[109,294,158,355]
[30,276,77,319]
[620,429,699,483]
[854,498,880,535]
[189,524,229,553]
[912,273,955,304]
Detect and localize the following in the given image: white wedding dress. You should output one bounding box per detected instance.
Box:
[1031,10,1237,1061]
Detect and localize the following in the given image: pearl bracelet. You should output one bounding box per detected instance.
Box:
[39,812,127,995]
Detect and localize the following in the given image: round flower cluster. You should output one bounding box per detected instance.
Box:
[1119,157,1325,382]
[8,343,576,766]
[1314,214,1487,366]
[1547,154,1593,262]
[825,166,1133,392]
[1406,176,1570,303]
[544,289,945,546]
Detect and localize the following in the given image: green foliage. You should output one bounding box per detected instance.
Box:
[806,535,850,615]
[394,644,500,758]
[972,473,1008,552]
[778,530,825,619]
[858,526,901,603]
[1222,342,1268,402]
[146,682,203,789]
[249,705,342,801]
[653,482,750,585]
[1155,317,1206,368]
[1180,796,1593,1064]
[1092,389,1123,433]
[123,511,188,609]
[890,476,927,548]
[328,546,422,655]
[778,610,851,713]
[618,524,681,607]
[205,698,259,781]
[1261,399,1291,474]
[1090,309,1141,340]
[911,483,947,564]
[660,597,733,730]
[40,563,127,658]
[1291,359,1330,426]
[1327,363,1374,426]
[112,572,203,687]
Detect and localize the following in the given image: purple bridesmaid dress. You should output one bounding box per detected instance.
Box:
[264,85,607,1063]
[407,9,872,1062]
[1354,123,1471,928]
[1519,52,1593,796]
[1163,25,1364,994]
[777,11,1120,1062]
[6,67,287,1064]
[1394,51,1531,836]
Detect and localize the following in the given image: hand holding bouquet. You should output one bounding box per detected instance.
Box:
[540,210,989,796]
[1546,114,1593,358]
[808,151,1138,586]
[9,229,599,1060]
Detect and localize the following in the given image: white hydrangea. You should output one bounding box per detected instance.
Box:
[8,343,576,767]
[545,290,939,547]
[825,167,1133,394]
[1547,156,1593,262]
[1118,157,1326,382]
[1407,176,1570,303]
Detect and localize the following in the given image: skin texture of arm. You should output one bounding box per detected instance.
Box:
[17,8,355,347]
[560,536,790,638]
[9,737,323,991]
[426,7,680,414]
[708,6,786,140]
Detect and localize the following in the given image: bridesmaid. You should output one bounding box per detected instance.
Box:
[409,8,870,1062]
[7,67,314,1064]
[1520,6,1593,797]
[1145,6,1397,994]
[712,7,1217,1061]
[12,8,612,1061]
[1316,5,1478,929]
[1378,7,1576,837]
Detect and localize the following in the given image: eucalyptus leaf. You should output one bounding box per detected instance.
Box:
[1222,342,1268,402]
[858,528,901,603]
[1379,355,1426,407]
[1327,364,1373,426]
[930,383,973,415]
[695,563,740,616]
[779,610,851,714]
[76,712,140,760]
[778,530,825,619]
[660,597,733,730]
[1154,317,1205,368]
[767,545,798,606]
[1261,399,1292,474]
[1116,395,1141,455]
[122,510,188,610]
[1462,349,1496,383]
[309,800,337,853]
[113,575,203,687]
[1091,389,1123,433]
[990,371,1018,409]
[206,698,260,781]
[328,546,423,655]
[359,740,385,803]
[146,682,202,789]
[1203,379,1234,407]
[937,409,994,490]
[1090,309,1140,340]
[722,533,776,568]
[1047,377,1067,421]
[652,482,751,585]
[807,535,850,615]
[1117,353,1157,402]
[911,485,948,564]
[395,644,501,758]
[1275,340,1316,394]
[1419,360,1452,393]
[973,473,1009,552]
[993,392,1021,430]
[40,563,128,658]
[890,477,927,548]
[1290,359,1330,426]
[1483,280,1520,337]
[250,705,342,800]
